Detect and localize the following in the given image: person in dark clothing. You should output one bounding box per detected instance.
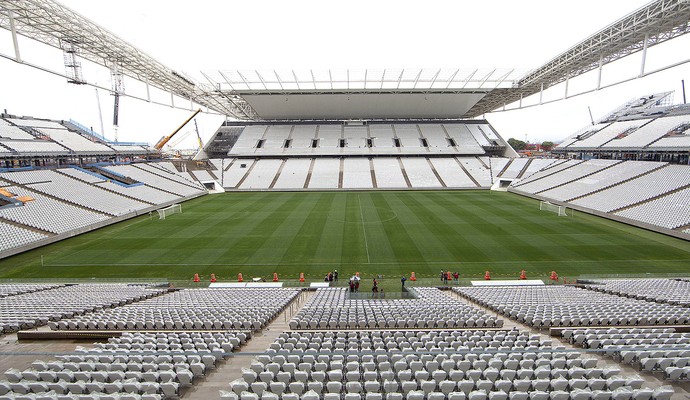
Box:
[334,270,339,282]
[401,276,407,287]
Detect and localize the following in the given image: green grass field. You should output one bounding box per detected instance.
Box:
[1,191,689,285]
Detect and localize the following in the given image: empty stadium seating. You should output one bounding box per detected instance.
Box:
[0,284,166,334]
[569,164,690,213]
[212,156,492,190]
[583,279,690,307]
[567,120,652,149]
[0,139,68,155]
[0,331,250,399]
[103,165,205,198]
[289,287,502,330]
[614,187,690,229]
[603,115,689,149]
[0,162,207,256]
[0,119,35,140]
[558,113,690,152]
[563,327,690,381]
[225,122,493,157]
[0,284,63,298]
[18,173,148,216]
[6,118,68,130]
[507,160,690,235]
[36,128,114,154]
[455,286,690,329]
[51,288,299,331]
[537,161,665,202]
[223,329,670,400]
[0,221,50,252]
[497,158,529,179]
[0,186,110,233]
[0,116,147,157]
[511,160,620,195]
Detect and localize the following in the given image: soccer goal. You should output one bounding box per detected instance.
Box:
[157,204,182,219]
[539,201,571,216]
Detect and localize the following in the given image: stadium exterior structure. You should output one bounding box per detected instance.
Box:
[0,113,156,169]
[552,93,690,165]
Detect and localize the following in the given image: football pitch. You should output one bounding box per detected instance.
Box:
[1,191,689,283]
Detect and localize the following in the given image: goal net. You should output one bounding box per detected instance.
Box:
[157,204,182,220]
[539,201,571,216]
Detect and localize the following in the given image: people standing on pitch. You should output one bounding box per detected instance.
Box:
[401,275,407,287]
[349,279,355,292]
[333,270,338,282]
[440,270,445,283]
[453,271,460,284]
[380,288,385,298]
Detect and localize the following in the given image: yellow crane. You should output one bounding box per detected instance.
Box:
[154,108,202,151]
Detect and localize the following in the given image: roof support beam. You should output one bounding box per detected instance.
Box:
[464,0,690,117]
[0,0,258,119]
[8,10,21,62]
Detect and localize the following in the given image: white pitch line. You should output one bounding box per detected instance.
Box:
[358,194,371,264]
[43,259,690,267]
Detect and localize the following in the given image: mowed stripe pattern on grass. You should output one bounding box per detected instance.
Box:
[1,191,689,280]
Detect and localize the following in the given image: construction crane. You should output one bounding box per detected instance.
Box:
[166,130,193,149]
[154,108,202,151]
[193,119,204,151]
[194,120,204,158]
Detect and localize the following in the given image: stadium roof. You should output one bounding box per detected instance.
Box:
[1,0,690,120]
[199,69,524,119]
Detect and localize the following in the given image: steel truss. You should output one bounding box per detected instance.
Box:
[464,0,690,118]
[1,0,689,121]
[0,0,257,119]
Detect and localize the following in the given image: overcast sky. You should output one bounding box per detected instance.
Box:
[1,0,689,148]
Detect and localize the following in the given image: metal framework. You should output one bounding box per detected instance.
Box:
[0,0,257,119]
[1,0,690,121]
[201,68,525,94]
[463,0,690,117]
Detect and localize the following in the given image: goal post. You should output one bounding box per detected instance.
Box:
[157,204,182,220]
[539,201,571,216]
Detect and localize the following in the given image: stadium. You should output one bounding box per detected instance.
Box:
[1,0,690,399]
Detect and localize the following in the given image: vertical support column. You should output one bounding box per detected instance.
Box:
[145,77,151,102]
[8,11,22,62]
[639,33,649,77]
[597,54,604,89]
[170,91,175,108]
[539,83,544,105]
[564,75,569,99]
